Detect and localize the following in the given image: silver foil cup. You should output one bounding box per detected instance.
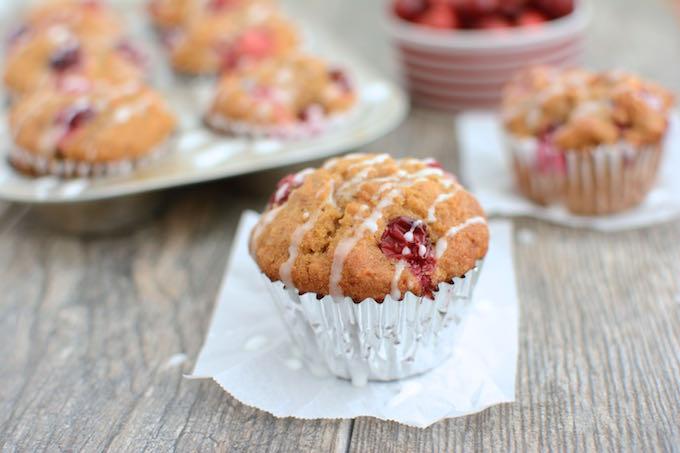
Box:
[263,261,484,385]
[506,133,664,215]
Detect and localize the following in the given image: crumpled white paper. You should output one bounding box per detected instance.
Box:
[457,112,680,231]
[191,211,518,428]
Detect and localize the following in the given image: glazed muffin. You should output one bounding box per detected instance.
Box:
[4,26,145,97]
[166,2,298,75]
[250,154,489,383]
[147,0,267,29]
[502,66,674,215]
[17,0,124,43]
[9,82,176,178]
[206,53,357,138]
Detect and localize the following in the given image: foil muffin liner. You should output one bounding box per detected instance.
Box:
[204,108,356,140]
[506,133,665,215]
[262,261,484,385]
[8,141,172,179]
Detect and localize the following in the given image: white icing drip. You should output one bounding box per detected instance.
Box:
[329,187,402,298]
[435,216,486,259]
[401,246,411,256]
[279,182,335,288]
[390,261,407,301]
[427,191,459,224]
[113,98,151,124]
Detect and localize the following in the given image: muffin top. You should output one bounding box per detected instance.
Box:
[250,154,489,302]
[167,2,298,75]
[10,81,176,164]
[4,26,144,96]
[502,66,675,150]
[17,0,123,42]
[208,52,356,128]
[148,0,266,29]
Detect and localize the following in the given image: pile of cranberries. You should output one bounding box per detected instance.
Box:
[393,0,575,31]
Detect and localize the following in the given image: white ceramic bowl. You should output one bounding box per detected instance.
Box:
[385,1,591,111]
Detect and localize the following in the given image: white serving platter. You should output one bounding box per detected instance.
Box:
[0,1,408,204]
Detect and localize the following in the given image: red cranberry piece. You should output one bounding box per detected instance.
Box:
[516,8,547,27]
[424,158,443,169]
[416,4,459,29]
[474,14,512,30]
[57,106,96,132]
[269,173,304,207]
[221,28,274,71]
[533,0,574,18]
[536,132,566,174]
[328,68,353,93]
[454,0,499,19]
[393,0,427,21]
[207,0,238,11]
[50,44,81,72]
[380,217,437,297]
[498,0,527,16]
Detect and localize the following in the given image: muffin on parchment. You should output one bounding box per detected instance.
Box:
[206,52,357,138]
[502,66,674,215]
[164,2,298,75]
[9,81,176,178]
[3,26,145,98]
[249,153,489,384]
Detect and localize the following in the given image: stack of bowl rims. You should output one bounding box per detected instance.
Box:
[386,0,591,111]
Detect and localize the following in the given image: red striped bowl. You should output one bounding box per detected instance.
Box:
[385,1,591,111]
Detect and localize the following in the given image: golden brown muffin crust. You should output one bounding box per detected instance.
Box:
[251,154,489,302]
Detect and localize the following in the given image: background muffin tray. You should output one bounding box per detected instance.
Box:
[0,0,408,204]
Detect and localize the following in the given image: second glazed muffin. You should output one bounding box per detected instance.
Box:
[250,154,489,383]
[502,66,675,215]
[9,82,176,178]
[206,52,356,138]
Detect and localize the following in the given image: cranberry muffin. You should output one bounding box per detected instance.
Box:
[9,82,176,178]
[17,0,124,43]
[4,26,145,97]
[250,154,489,382]
[165,2,298,75]
[502,66,674,215]
[147,0,266,29]
[206,53,356,138]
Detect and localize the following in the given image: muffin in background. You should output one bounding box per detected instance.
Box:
[250,153,489,384]
[9,82,176,178]
[502,66,674,215]
[165,2,298,75]
[206,52,356,138]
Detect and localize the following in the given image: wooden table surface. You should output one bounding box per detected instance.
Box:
[2,0,680,451]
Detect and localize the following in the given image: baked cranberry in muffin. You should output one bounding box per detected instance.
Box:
[166,2,298,75]
[206,52,357,138]
[250,153,488,302]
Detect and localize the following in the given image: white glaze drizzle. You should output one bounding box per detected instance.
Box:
[390,260,407,301]
[435,216,487,259]
[250,204,284,252]
[427,191,458,224]
[279,182,335,288]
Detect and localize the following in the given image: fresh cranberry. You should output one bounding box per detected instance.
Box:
[329,68,353,93]
[454,0,499,19]
[532,0,574,18]
[380,217,437,297]
[269,173,304,207]
[49,44,81,72]
[498,0,527,16]
[393,0,427,21]
[416,4,459,29]
[474,14,513,30]
[516,8,547,26]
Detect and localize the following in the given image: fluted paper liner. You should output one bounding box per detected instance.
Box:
[263,263,483,384]
[507,133,664,215]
